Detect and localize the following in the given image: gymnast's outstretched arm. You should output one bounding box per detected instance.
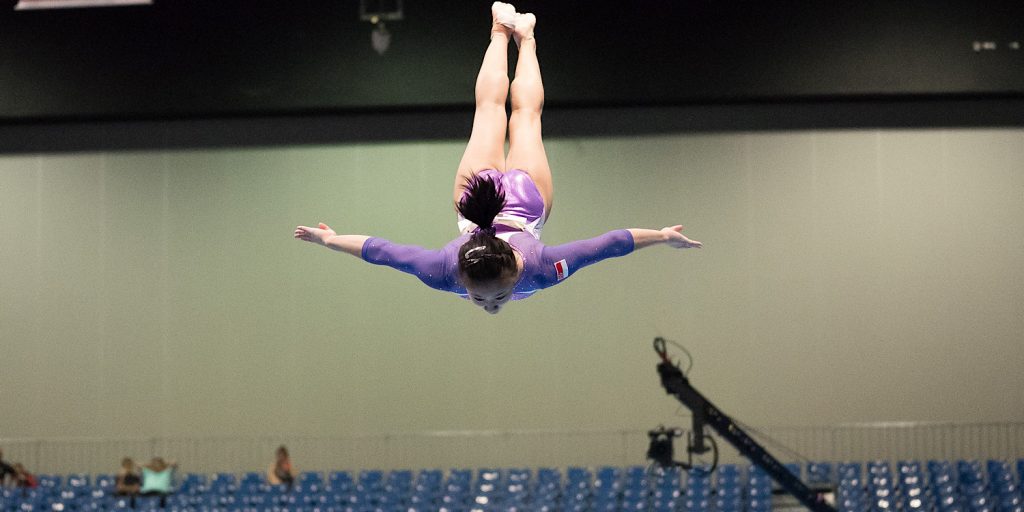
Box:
[295,222,451,290]
[294,223,370,257]
[628,226,703,250]
[540,226,701,284]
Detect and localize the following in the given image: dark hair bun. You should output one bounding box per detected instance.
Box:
[457,174,516,283]
[457,174,506,229]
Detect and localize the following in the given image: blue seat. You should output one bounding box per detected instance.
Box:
[64,475,89,489]
[212,472,236,485]
[36,476,61,494]
[567,466,591,479]
[868,461,891,478]
[784,463,802,481]
[899,472,924,488]
[414,469,443,494]
[867,471,896,512]
[685,476,709,500]
[986,461,1018,496]
[839,462,864,480]
[593,466,621,506]
[838,498,865,512]
[28,462,1024,512]
[955,460,993,512]
[240,471,264,485]
[807,462,833,485]
[93,474,115,491]
[565,466,592,497]
[746,464,773,512]
[301,471,325,485]
[714,475,742,512]
[177,472,206,494]
[622,498,648,511]
[356,471,380,483]
[746,496,772,512]
[330,471,355,494]
[532,468,561,502]
[419,469,443,480]
[440,473,470,511]
[716,464,739,480]
[593,498,619,512]
[209,472,236,495]
[996,494,1022,512]
[714,496,742,512]
[595,467,620,484]
[898,461,923,476]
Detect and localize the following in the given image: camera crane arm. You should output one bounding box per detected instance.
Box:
[653,338,835,512]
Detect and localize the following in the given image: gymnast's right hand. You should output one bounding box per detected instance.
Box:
[294,222,336,246]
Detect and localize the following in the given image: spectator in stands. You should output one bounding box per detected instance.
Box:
[12,463,37,489]
[139,457,177,508]
[0,448,15,487]
[267,445,295,489]
[115,457,142,505]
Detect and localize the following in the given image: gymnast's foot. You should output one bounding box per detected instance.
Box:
[491,2,516,36]
[512,12,536,47]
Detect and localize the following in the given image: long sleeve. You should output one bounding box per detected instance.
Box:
[361,237,461,292]
[532,229,635,287]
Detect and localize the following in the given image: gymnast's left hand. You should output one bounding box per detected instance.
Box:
[662,225,702,249]
[294,222,336,246]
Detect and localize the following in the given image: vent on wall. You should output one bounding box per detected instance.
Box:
[14,0,151,9]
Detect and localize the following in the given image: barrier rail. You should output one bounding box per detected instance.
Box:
[2,422,1022,475]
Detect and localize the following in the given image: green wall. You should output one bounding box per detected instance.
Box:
[1,129,1022,442]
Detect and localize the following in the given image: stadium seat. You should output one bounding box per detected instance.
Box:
[807,462,833,485]
[7,460,1024,512]
[746,465,773,512]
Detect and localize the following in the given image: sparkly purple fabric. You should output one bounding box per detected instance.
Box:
[361,230,635,299]
[467,169,546,232]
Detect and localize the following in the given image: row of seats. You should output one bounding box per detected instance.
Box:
[835,460,1024,512]
[3,460,1024,512]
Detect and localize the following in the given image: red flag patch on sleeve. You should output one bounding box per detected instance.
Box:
[554,259,569,280]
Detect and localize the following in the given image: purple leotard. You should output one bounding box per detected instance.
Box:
[361,168,635,299]
[361,230,634,299]
[457,169,547,237]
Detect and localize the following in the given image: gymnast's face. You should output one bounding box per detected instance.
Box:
[466,278,516,314]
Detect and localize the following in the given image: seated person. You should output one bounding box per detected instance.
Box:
[139,457,177,507]
[267,445,295,488]
[0,448,16,487]
[12,463,37,489]
[115,458,141,496]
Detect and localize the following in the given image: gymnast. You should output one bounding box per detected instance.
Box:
[295,2,702,314]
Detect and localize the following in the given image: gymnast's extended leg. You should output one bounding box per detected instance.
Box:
[452,2,516,206]
[504,12,553,219]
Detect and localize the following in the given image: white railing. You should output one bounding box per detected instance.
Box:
[2,422,1022,476]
